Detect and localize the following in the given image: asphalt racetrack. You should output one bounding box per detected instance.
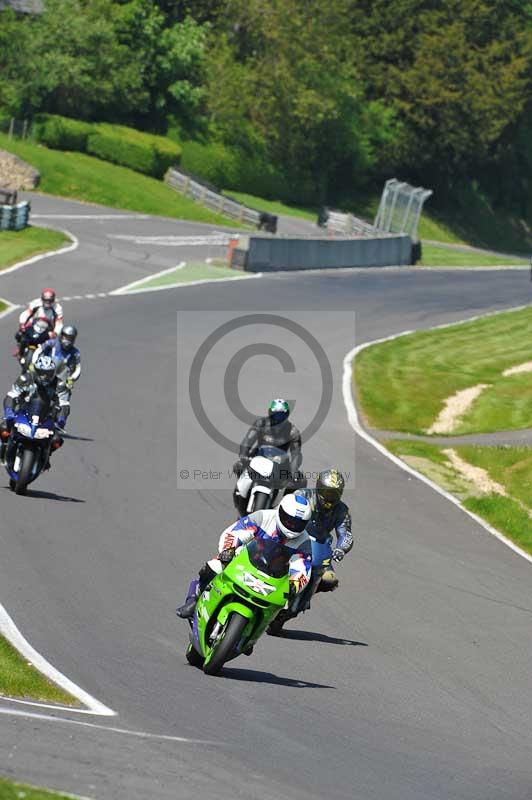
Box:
[1,194,532,800]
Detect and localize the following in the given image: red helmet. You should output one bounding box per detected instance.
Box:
[41,288,56,307]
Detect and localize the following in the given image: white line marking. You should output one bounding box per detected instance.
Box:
[97,292,107,297]
[108,234,234,246]
[111,272,262,296]
[33,214,151,220]
[0,603,116,716]
[0,707,218,744]
[342,303,532,565]
[84,294,96,299]
[0,229,78,277]
[111,262,187,295]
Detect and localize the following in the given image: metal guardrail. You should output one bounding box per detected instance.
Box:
[374,179,432,241]
[317,207,382,238]
[165,168,278,233]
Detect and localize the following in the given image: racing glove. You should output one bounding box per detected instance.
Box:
[4,408,15,421]
[57,416,67,429]
[331,548,345,563]
[219,547,236,565]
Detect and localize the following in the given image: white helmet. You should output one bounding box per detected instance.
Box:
[276,493,311,539]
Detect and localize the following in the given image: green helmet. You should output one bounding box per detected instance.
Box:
[268,398,290,425]
[316,468,345,511]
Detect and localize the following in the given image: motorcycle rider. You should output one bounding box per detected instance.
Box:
[17,288,63,340]
[232,398,304,516]
[0,355,69,466]
[32,325,81,391]
[267,468,353,635]
[176,493,313,625]
[15,317,51,369]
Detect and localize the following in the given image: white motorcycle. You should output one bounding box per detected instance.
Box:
[235,445,294,513]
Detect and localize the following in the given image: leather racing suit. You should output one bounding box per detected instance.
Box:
[19,299,64,337]
[33,338,81,387]
[233,416,304,514]
[178,509,313,619]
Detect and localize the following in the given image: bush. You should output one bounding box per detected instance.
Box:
[32,115,181,178]
[180,138,289,200]
[33,114,93,152]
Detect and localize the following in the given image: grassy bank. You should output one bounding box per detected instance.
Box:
[0,226,69,270]
[0,134,234,226]
[0,776,88,800]
[386,440,532,552]
[355,306,532,434]
[419,244,527,268]
[0,635,77,706]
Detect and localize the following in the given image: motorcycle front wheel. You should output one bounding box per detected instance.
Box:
[251,491,270,511]
[203,613,248,676]
[15,448,35,495]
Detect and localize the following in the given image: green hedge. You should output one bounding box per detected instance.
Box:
[33,115,181,178]
[33,114,92,152]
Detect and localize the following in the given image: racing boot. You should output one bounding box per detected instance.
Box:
[267,610,293,636]
[176,578,199,619]
[316,568,339,593]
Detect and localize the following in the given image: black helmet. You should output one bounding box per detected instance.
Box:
[34,355,56,386]
[60,324,77,350]
[316,469,345,512]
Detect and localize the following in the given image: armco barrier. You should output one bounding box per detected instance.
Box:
[231,234,412,272]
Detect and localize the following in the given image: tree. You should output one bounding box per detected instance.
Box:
[206,0,397,201]
[349,0,532,186]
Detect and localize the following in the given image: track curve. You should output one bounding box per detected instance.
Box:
[1,195,532,800]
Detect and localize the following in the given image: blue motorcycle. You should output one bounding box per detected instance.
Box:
[4,397,59,495]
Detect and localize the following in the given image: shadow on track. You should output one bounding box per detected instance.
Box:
[221,667,335,688]
[62,434,94,442]
[278,630,368,647]
[2,486,85,503]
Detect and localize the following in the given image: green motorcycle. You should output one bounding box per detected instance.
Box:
[185,537,292,675]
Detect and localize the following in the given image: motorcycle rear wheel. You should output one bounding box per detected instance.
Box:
[203,613,248,676]
[15,449,35,495]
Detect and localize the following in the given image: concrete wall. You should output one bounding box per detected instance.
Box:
[232,234,412,272]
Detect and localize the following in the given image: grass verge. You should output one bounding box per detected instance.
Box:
[0,776,88,800]
[419,243,527,268]
[0,301,7,313]
[120,261,251,292]
[354,306,532,434]
[224,190,317,222]
[0,635,77,706]
[386,440,532,552]
[0,134,235,227]
[0,226,69,270]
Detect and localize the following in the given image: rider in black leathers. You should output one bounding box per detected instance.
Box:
[232,398,305,515]
[267,468,354,635]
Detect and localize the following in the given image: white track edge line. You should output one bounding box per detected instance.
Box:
[0,707,218,744]
[0,228,78,277]
[111,261,187,294]
[110,271,262,296]
[0,603,116,716]
[343,302,532,566]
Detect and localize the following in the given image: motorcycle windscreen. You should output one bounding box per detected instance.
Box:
[246,538,291,579]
